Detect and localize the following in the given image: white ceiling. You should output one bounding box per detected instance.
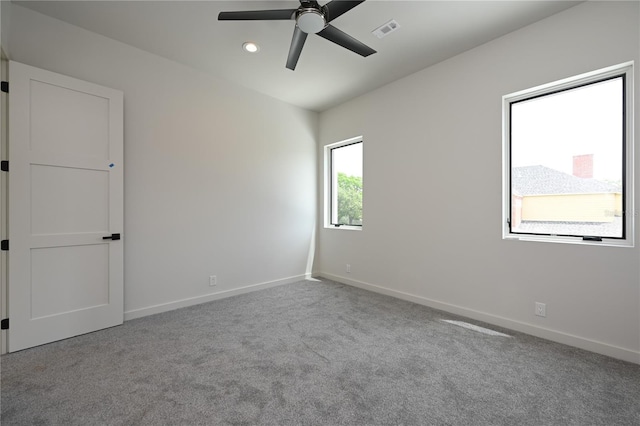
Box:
[15,1,582,112]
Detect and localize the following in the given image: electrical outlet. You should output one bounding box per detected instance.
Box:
[209,275,217,287]
[535,302,546,317]
[346,264,351,273]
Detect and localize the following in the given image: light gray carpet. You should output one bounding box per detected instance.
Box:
[2,279,639,425]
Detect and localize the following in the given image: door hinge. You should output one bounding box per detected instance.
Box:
[1,318,8,330]
[0,81,7,93]
[1,240,8,251]
[1,160,8,172]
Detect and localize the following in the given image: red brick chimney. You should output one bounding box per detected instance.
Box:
[573,154,593,178]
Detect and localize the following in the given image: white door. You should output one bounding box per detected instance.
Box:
[8,61,123,352]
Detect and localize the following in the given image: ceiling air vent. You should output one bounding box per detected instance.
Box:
[372,19,400,39]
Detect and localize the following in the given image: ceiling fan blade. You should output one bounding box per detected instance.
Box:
[317,24,376,57]
[286,26,308,70]
[218,9,296,21]
[323,0,365,22]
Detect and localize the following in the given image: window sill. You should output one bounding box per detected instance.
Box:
[324,225,362,231]
[503,234,633,248]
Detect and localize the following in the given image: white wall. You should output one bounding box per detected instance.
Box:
[317,1,640,363]
[7,4,318,318]
[0,0,9,56]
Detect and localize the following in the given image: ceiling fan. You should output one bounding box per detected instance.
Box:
[218,0,376,70]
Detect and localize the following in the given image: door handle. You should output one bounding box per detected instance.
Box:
[103,233,121,241]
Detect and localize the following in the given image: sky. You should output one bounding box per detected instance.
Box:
[511,77,623,181]
[332,142,363,178]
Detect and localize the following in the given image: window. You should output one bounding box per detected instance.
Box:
[503,62,634,246]
[325,137,363,229]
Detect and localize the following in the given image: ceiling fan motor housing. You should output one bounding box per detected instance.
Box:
[296,8,326,34]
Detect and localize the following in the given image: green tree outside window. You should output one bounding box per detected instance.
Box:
[337,172,362,225]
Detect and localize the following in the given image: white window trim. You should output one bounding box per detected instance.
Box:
[502,62,634,247]
[324,136,363,231]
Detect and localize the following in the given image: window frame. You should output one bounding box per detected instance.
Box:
[502,62,634,247]
[324,136,363,231]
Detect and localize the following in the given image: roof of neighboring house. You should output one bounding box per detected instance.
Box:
[512,165,620,196]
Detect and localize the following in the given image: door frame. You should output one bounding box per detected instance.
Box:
[1,50,8,355]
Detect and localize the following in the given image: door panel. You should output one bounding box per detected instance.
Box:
[30,79,110,158]
[9,61,123,352]
[31,244,109,319]
[31,165,109,235]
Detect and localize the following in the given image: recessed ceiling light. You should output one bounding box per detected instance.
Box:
[242,42,260,53]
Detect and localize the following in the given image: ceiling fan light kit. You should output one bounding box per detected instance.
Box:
[219,0,376,70]
[296,8,326,34]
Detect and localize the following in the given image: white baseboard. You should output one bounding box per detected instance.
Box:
[124,273,311,321]
[319,273,640,365]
